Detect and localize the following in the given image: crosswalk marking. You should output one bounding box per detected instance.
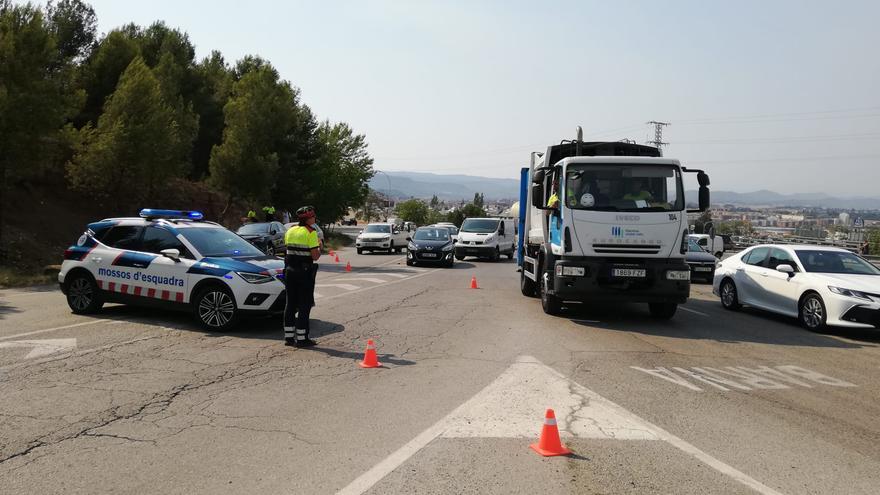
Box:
[332,277,388,284]
[315,283,360,291]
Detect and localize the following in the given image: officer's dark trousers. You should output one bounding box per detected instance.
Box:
[284,261,314,340]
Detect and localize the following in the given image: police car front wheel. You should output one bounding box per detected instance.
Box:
[193,285,238,331]
[66,272,103,314]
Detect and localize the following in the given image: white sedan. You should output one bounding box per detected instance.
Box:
[713,245,880,331]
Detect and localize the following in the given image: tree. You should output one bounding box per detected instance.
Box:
[46,0,96,62]
[473,192,484,208]
[0,1,82,243]
[446,202,486,227]
[395,199,429,225]
[693,210,713,233]
[208,62,295,205]
[429,194,439,209]
[190,51,233,179]
[67,56,182,208]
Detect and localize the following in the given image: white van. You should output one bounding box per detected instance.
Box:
[689,234,724,258]
[455,217,516,261]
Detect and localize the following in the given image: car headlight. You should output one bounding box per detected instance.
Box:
[828,286,873,301]
[236,271,275,284]
[485,234,495,243]
[408,242,417,250]
[382,235,391,240]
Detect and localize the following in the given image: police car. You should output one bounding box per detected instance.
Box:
[59,209,286,331]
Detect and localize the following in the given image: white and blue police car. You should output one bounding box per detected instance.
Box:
[59,209,286,331]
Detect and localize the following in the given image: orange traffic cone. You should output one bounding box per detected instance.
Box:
[335,254,340,263]
[359,339,381,368]
[345,261,352,272]
[469,276,479,289]
[530,409,571,457]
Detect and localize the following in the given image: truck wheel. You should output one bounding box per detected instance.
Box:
[520,269,537,297]
[65,272,103,314]
[507,250,514,260]
[540,272,562,315]
[648,303,677,320]
[192,284,239,331]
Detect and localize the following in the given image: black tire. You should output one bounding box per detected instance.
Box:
[649,303,677,319]
[406,259,414,266]
[455,254,465,261]
[540,271,562,315]
[507,250,514,260]
[389,241,394,254]
[720,279,741,310]
[491,247,501,262]
[65,271,103,314]
[395,247,403,254]
[799,293,827,331]
[192,284,239,331]
[520,269,538,297]
[357,248,363,255]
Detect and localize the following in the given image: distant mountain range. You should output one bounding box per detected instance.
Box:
[369,171,520,201]
[698,190,880,209]
[370,171,879,209]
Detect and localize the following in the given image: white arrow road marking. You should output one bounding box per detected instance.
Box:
[0,338,77,359]
[0,320,112,341]
[332,277,389,284]
[338,355,784,495]
[379,273,410,279]
[314,284,360,291]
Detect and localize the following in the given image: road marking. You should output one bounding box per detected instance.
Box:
[633,365,856,392]
[0,289,58,298]
[0,338,77,359]
[318,269,440,304]
[0,319,113,342]
[680,306,709,317]
[339,356,784,495]
[380,273,410,279]
[315,283,360,291]
[332,277,389,284]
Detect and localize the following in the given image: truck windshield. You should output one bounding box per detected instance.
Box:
[460,219,499,233]
[565,164,683,212]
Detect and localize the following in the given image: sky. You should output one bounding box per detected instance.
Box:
[82,0,880,196]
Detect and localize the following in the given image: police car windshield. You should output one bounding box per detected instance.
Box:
[460,219,499,233]
[181,228,266,258]
[364,225,391,233]
[237,223,270,235]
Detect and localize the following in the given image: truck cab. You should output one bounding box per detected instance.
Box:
[518,133,710,318]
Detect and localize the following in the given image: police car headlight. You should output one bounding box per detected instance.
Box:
[236,271,275,284]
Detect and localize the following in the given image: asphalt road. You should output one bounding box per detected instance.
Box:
[1,248,880,494]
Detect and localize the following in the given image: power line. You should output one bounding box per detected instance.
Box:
[675,131,880,145]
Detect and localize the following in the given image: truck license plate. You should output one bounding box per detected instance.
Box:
[613,268,646,278]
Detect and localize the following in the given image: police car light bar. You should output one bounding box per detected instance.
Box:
[139,209,204,220]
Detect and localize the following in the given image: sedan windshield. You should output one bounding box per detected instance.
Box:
[181,227,266,258]
[565,164,683,212]
[460,219,499,233]
[795,250,880,275]
[237,223,270,235]
[364,225,391,234]
[414,228,450,241]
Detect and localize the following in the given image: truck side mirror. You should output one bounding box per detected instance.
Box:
[697,171,710,187]
[531,183,544,209]
[698,186,710,212]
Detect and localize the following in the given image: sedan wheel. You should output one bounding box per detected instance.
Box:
[799,294,826,331]
[720,279,741,310]
[194,286,238,331]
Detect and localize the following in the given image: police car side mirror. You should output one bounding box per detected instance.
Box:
[160,248,180,261]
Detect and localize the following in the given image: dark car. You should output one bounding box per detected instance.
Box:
[720,234,734,252]
[236,221,286,257]
[686,238,717,282]
[406,227,455,267]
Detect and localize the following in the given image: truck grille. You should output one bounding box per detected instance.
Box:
[592,244,661,255]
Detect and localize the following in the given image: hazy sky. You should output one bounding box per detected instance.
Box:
[84,0,880,196]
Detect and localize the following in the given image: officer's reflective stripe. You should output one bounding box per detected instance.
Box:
[286,249,311,256]
[544,418,557,426]
[296,329,307,335]
[284,327,295,337]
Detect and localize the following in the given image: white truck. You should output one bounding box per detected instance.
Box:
[517,127,711,318]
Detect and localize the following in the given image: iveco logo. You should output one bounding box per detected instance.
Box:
[611,226,623,237]
[615,215,640,221]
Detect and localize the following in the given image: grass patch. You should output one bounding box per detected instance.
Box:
[0,266,56,289]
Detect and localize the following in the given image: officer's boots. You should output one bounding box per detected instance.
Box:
[294,328,317,348]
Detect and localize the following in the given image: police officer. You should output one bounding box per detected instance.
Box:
[283,206,321,347]
[263,205,276,222]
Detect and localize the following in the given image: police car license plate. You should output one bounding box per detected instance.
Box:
[613,268,646,278]
[422,253,437,258]
[694,267,712,272]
